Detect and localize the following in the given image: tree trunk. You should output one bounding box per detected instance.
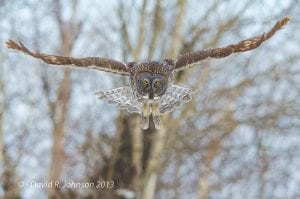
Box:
[141,126,166,199]
[47,1,76,198]
[0,53,20,199]
[48,70,71,199]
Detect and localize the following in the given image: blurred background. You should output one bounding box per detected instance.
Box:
[0,0,300,198]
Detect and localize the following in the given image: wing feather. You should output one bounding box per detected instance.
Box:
[5,40,129,75]
[174,16,290,71]
[159,85,197,114]
[95,86,142,113]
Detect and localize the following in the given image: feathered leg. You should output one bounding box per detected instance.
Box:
[141,103,150,130]
[152,103,162,129]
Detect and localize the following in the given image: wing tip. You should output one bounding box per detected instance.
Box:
[277,16,291,30]
[5,39,18,50]
[94,91,105,99]
[5,39,28,53]
[190,88,198,94]
[275,16,291,30]
[282,16,291,25]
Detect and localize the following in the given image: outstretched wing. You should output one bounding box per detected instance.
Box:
[5,40,129,75]
[159,85,197,114]
[174,16,290,71]
[95,86,142,114]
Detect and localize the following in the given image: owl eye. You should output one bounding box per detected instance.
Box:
[154,80,160,88]
[143,79,149,87]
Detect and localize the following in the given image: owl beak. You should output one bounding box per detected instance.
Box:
[149,89,154,99]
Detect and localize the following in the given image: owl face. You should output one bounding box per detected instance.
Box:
[136,72,168,99]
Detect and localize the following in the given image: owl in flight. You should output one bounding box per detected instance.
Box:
[6,17,290,129]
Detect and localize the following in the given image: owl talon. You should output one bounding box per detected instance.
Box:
[142,103,150,116]
[153,115,162,129]
[141,116,149,130]
[151,103,162,129]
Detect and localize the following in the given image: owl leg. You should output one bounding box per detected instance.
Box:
[152,104,162,129]
[141,103,150,130]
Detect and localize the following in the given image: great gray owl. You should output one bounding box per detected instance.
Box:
[6,17,290,129]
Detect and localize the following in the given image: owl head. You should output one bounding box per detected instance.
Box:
[136,72,167,99]
[128,60,174,99]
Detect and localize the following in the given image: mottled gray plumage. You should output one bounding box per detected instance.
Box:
[5,17,290,129]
